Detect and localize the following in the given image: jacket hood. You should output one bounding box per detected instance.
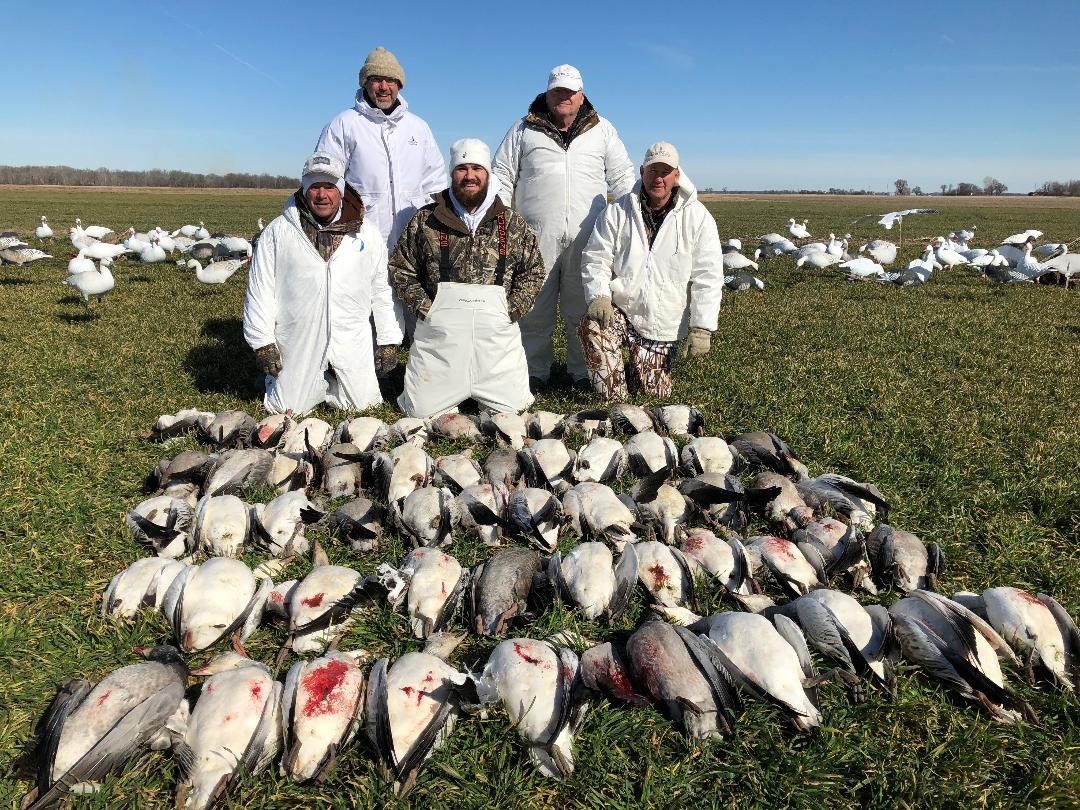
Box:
[353,89,410,123]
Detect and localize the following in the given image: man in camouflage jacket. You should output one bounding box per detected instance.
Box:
[391,138,546,417]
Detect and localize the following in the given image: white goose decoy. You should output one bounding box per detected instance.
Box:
[74,218,113,240]
[66,253,96,275]
[123,227,151,254]
[859,239,898,266]
[825,233,846,258]
[77,239,129,260]
[35,215,53,241]
[65,257,115,304]
[874,208,938,230]
[722,247,758,271]
[1000,229,1043,246]
[172,221,207,239]
[149,227,177,253]
[787,218,811,239]
[955,226,976,244]
[140,234,168,263]
[795,250,841,269]
[933,238,970,268]
[838,256,886,279]
[187,257,247,284]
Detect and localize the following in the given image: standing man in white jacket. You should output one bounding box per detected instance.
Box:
[578,142,724,401]
[243,152,402,415]
[315,46,447,333]
[492,64,635,391]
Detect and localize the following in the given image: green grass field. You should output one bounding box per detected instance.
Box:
[1,188,1078,809]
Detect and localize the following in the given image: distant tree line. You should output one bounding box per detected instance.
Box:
[0,165,299,189]
[896,177,1008,196]
[1031,179,1080,196]
[702,187,881,195]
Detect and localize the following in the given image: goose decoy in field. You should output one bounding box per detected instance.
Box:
[122,227,150,253]
[186,257,247,284]
[22,646,189,810]
[1,245,52,265]
[787,218,811,239]
[140,234,168,263]
[35,215,53,241]
[473,638,584,778]
[859,239,898,266]
[1000,229,1043,246]
[838,256,886,280]
[76,239,129,261]
[0,235,29,250]
[177,652,282,810]
[74,218,113,240]
[722,246,759,271]
[795,250,841,270]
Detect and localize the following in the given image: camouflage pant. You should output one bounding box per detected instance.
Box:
[577,308,678,401]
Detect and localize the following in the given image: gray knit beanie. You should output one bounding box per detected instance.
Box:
[359,47,405,88]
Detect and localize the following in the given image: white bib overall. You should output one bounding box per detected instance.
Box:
[398,281,534,417]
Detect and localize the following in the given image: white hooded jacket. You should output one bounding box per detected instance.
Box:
[315,92,446,251]
[492,102,635,268]
[243,195,402,415]
[580,174,724,343]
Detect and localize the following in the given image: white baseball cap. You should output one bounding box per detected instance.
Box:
[547,64,583,92]
[302,152,346,194]
[642,141,680,169]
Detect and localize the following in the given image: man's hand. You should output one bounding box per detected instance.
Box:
[682,327,712,358]
[254,343,283,377]
[374,344,399,377]
[586,296,614,329]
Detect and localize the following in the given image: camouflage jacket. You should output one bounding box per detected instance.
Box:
[390,190,546,322]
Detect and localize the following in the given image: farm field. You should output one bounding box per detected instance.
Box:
[1,188,1078,809]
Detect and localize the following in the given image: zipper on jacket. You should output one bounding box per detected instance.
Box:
[383,126,396,230]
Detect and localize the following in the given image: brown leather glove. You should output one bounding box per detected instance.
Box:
[374,344,399,377]
[586,295,614,329]
[681,327,712,358]
[254,343,282,376]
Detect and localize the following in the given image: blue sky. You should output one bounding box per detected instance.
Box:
[5,0,1079,192]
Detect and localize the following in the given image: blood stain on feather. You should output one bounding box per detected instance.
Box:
[648,562,670,587]
[513,641,547,667]
[301,592,325,608]
[95,690,112,706]
[249,681,264,701]
[400,685,428,707]
[301,659,350,716]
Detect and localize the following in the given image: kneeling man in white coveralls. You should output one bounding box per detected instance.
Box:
[578,141,724,402]
[391,138,547,418]
[243,152,402,415]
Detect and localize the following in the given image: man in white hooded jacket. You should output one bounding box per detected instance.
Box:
[315,46,446,332]
[243,152,402,415]
[493,64,635,390]
[578,142,724,401]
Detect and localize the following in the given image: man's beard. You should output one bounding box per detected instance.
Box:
[453,180,488,209]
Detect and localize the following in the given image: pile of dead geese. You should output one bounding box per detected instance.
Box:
[22,404,1079,809]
